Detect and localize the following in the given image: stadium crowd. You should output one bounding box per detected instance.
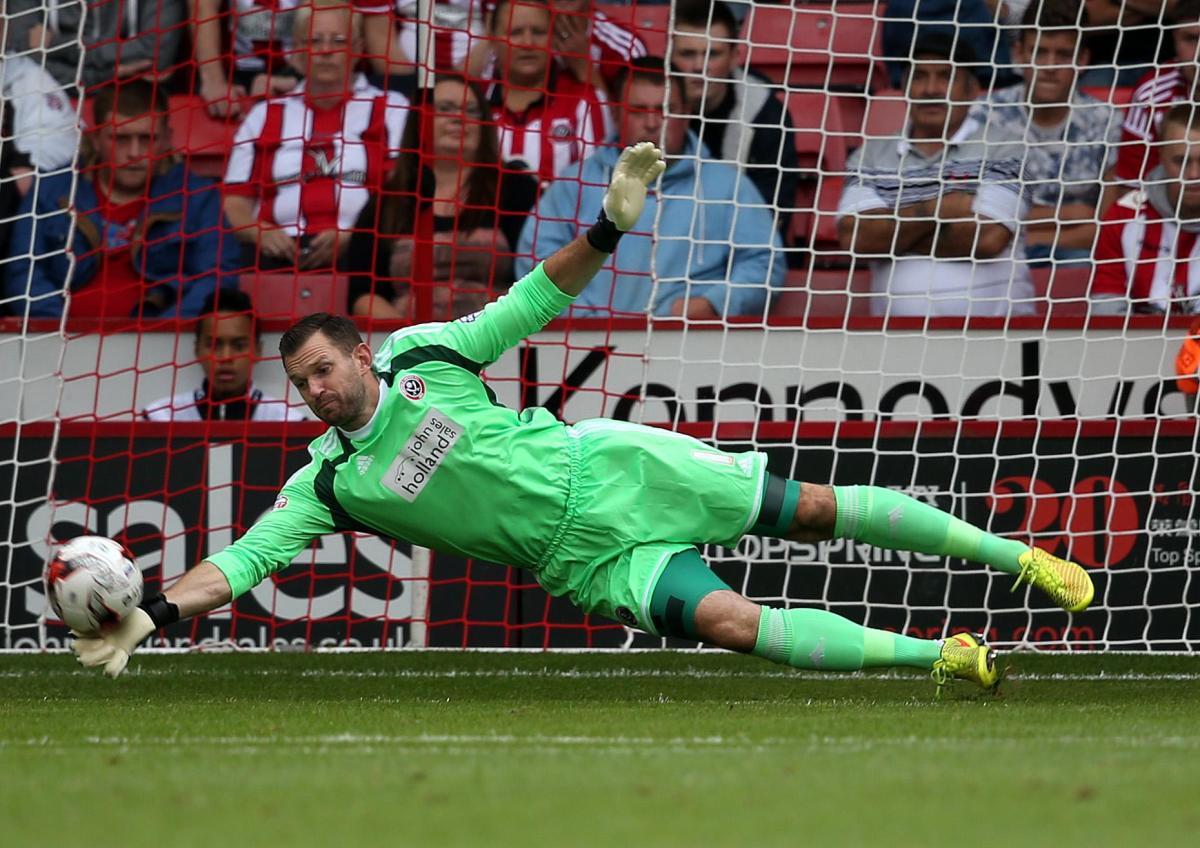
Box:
[1,0,1199,334]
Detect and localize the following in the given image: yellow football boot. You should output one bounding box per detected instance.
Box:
[931,633,1000,698]
[1013,548,1095,613]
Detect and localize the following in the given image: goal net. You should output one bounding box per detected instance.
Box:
[1,0,1197,653]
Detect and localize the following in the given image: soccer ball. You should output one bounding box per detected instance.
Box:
[43,536,143,633]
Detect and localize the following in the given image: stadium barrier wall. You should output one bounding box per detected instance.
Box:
[3,419,1196,651]
[2,319,1197,423]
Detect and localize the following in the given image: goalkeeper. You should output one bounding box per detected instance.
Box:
[75,143,1094,694]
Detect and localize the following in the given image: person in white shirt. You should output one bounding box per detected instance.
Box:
[837,35,1033,317]
[142,289,308,422]
[0,3,79,278]
[0,52,78,173]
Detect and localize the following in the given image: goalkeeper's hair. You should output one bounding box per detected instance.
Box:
[279,313,364,360]
[196,289,261,343]
[673,0,739,39]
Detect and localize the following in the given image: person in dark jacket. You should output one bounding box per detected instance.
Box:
[669,0,798,249]
[2,80,240,320]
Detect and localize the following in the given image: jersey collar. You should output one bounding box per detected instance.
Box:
[340,377,389,442]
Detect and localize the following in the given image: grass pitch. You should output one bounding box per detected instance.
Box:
[2,651,1199,848]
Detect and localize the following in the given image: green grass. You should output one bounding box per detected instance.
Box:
[2,652,1199,848]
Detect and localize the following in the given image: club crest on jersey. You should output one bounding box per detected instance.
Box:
[356,455,375,475]
[399,374,426,401]
[307,148,341,176]
[549,117,572,139]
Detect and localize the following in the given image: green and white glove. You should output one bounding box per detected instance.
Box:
[587,141,666,252]
[72,607,155,679]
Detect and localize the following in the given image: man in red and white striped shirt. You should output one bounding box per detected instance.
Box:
[545,0,647,93]
[224,0,409,271]
[355,0,485,74]
[485,0,609,184]
[466,0,646,94]
[1114,0,1200,184]
[1094,104,1200,314]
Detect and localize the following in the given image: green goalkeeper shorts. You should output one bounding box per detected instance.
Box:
[534,419,767,634]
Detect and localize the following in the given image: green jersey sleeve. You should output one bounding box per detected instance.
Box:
[205,461,336,599]
[374,262,575,370]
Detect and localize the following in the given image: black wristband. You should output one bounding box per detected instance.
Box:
[139,593,180,629]
[585,208,623,253]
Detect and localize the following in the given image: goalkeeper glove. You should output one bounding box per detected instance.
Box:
[587,141,666,253]
[72,594,178,679]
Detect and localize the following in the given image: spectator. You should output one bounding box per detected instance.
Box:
[516,57,785,318]
[483,0,609,185]
[1093,104,1200,314]
[969,0,1122,265]
[223,0,410,272]
[669,0,798,243]
[837,36,1033,317]
[546,0,648,95]
[358,0,482,76]
[882,0,1021,90]
[4,0,186,92]
[143,288,307,421]
[0,1,79,172]
[0,1,80,268]
[190,0,303,120]
[344,75,538,320]
[467,1,647,97]
[1116,0,1198,184]
[3,80,239,320]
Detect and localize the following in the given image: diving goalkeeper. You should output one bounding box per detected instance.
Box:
[74,143,1094,695]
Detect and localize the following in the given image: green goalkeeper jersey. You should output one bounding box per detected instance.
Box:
[206,263,579,599]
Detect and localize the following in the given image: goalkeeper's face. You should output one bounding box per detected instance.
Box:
[284,332,376,429]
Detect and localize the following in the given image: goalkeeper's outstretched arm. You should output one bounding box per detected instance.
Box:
[163,561,233,618]
[542,141,665,297]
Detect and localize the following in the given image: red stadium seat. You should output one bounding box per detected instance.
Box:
[773,267,873,318]
[1030,264,1093,316]
[742,3,885,90]
[166,95,242,177]
[786,91,848,253]
[597,3,671,57]
[240,273,350,318]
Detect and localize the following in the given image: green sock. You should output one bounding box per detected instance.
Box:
[752,606,942,671]
[833,484,1027,576]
